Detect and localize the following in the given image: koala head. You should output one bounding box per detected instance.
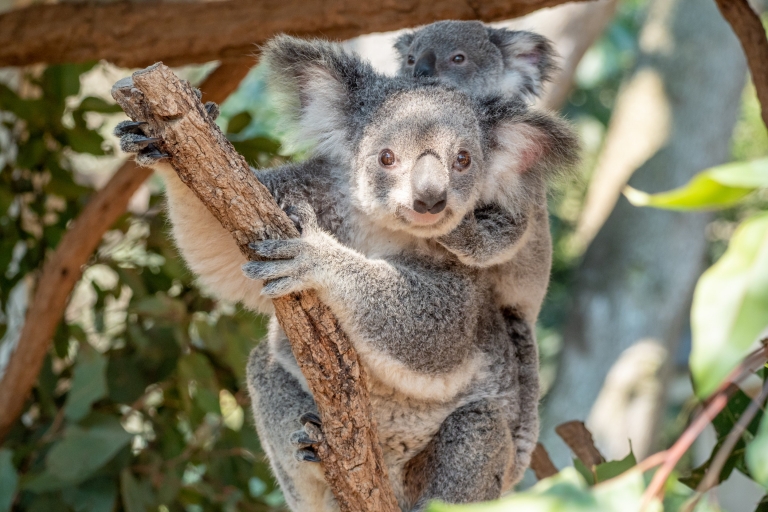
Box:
[393,21,557,99]
[263,35,576,239]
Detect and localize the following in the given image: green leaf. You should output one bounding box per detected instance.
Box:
[755,495,768,512]
[747,414,768,489]
[624,158,768,211]
[120,469,155,512]
[595,450,637,483]
[61,477,117,512]
[226,111,253,134]
[573,458,595,486]
[64,343,108,422]
[44,415,132,485]
[0,449,18,512]
[690,213,768,398]
[231,136,281,164]
[65,126,106,155]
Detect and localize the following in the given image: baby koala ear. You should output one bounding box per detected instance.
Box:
[262,35,378,161]
[486,28,558,99]
[393,31,415,60]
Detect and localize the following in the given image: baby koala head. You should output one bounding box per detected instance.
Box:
[263,35,577,239]
[394,20,557,99]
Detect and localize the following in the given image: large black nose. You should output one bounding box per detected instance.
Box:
[413,51,437,78]
[413,190,447,215]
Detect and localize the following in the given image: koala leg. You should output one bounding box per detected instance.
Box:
[407,399,514,512]
[502,308,540,485]
[246,343,339,512]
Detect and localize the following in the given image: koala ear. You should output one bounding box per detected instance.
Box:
[482,99,579,197]
[262,35,378,161]
[486,28,558,98]
[393,31,415,59]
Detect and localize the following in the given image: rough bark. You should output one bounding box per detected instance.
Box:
[714,0,768,129]
[0,0,587,68]
[0,63,248,442]
[111,63,398,512]
[541,0,747,465]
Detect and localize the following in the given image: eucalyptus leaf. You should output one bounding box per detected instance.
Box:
[747,414,768,489]
[120,470,155,512]
[64,342,108,422]
[624,158,768,210]
[595,450,637,483]
[690,213,768,398]
[0,449,18,512]
[45,416,132,485]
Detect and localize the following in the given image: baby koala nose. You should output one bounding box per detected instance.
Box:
[413,191,447,214]
[414,51,437,78]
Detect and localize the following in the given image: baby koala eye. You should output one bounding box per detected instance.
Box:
[407,55,416,65]
[379,149,396,167]
[451,53,466,64]
[453,150,471,171]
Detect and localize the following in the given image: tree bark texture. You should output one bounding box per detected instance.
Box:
[541,0,747,465]
[111,63,399,512]
[0,62,248,443]
[0,0,587,68]
[714,0,768,129]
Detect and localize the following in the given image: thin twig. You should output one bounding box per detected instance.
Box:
[695,377,768,495]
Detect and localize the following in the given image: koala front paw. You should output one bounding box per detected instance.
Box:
[290,412,323,463]
[114,120,169,167]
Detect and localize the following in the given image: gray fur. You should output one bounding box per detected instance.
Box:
[116,34,577,511]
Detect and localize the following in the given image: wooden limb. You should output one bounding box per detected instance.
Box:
[0,0,588,68]
[714,0,768,128]
[0,61,246,442]
[110,63,399,512]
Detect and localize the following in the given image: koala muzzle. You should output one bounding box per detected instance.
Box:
[414,51,437,78]
[413,191,447,214]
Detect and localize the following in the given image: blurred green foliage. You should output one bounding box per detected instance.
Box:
[0,63,284,511]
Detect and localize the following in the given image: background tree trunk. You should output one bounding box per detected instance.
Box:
[540,0,747,465]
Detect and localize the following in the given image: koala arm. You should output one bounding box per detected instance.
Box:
[243,208,482,398]
[437,203,530,268]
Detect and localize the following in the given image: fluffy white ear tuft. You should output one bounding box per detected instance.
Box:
[487,29,559,99]
[483,111,579,208]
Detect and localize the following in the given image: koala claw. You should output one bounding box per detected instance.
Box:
[295,448,321,463]
[300,412,322,427]
[119,133,161,153]
[114,120,148,137]
[135,149,170,167]
[290,412,324,463]
[204,101,220,121]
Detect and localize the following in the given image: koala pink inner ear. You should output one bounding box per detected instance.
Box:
[516,52,540,66]
[496,123,547,174]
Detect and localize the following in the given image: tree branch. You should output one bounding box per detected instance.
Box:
[110,63,399,512]
[714,0,768,128]
[0,62,246,442]
[0,0,588,68]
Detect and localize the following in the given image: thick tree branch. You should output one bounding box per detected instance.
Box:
[110,63,398,512]
[0,0,587,68]
[714,0,768,128]
[0,63,246,442]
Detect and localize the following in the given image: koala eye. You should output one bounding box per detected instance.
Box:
[379,149,396,167]
[453,150,471,171]
[451,53,466,64]
[407,55,416,65]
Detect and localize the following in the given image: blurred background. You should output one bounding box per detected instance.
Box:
[1,0,767,510]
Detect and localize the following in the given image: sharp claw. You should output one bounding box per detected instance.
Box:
[119,133,162,153]
[114,120,147,136]
[143,149,170,160]
[300,412,322,427]
[295,448,321,463]
[205,101,220,121]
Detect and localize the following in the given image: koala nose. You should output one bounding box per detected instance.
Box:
[413,51,437,78]
[413,191,447,215]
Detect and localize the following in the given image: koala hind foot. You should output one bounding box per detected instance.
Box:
[290,412,324,463]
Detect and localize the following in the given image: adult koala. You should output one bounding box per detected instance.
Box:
[116,35,577,511]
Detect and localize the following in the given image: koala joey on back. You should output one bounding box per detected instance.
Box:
[116,35,576,511]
